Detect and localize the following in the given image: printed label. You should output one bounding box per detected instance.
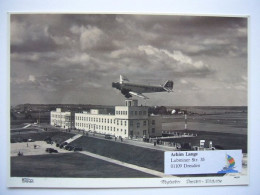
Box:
[164,150,242,175]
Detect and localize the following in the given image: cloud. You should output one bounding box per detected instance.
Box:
[28,75,36,82]
[10,20,26,45]
[70,25,104,50]
[10,14,247,106]
[57,53,91,67]
[11,21,58,53]
[138,45,211,72]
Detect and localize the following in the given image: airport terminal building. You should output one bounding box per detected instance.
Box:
[50,99,162,138]
[50,108,73,129]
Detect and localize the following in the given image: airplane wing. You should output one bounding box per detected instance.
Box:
[163,88,173,92]
[129,91,149,99]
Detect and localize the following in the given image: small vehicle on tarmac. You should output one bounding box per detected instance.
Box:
[59,142,68,149]
[73,147,82,151]
[105,134,112,139]
[45,148,58,153]
[65,145,74,151]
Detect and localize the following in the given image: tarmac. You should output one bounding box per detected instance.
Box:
[11,140,174,178]
[11,141,71,157]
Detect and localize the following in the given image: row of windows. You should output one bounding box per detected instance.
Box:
[75,120,149,128]
[116,110,127,115]
[51,114,63,119]
[115,110,147,116]
[129,120,149,127]
[76,117,129,126]
[51,114,70,119]
[75,123,127,134]
[75,120,149,129]
[76,116,116,124]
[51,120,70,125]
[131,110,147,116]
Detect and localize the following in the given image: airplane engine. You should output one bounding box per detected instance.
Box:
[121,88,132,98]
[112,82,121,90]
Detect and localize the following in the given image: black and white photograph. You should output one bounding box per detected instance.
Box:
[9,13,248,188]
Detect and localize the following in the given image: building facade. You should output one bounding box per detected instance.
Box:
[50,108,73,129]
[74,99,162,138]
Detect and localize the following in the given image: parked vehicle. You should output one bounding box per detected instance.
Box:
[105,134,112,139]
[59,144,65,149]
[46,148,58,153]
[73,147,82,151]
[65,145,74,151]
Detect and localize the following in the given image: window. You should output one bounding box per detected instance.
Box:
[126,111,128,115]
[152,128,155,133]
[152,120,155,125]
[125,121,127,126]
[130,121,133,126]
[121,121,123,126]
[143,121,146,126]
[143,130,147,135]
[139,111,142,115]
[125,130,126,134]
[130,111,133,116]
[137,122,140,128]
[135,111,137,115]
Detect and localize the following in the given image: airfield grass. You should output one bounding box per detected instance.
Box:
[11,152,156,178]
[72,136,164,172]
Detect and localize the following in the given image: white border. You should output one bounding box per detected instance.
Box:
[1,0,260,194]
[6,13,249,189]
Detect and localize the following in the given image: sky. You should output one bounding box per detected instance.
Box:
[10,14,248,106]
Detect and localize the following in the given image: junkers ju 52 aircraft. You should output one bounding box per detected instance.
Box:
[112,75,174,99]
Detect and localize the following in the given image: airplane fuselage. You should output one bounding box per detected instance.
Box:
[121,83,165,93]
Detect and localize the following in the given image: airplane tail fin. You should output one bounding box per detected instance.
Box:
[163,80,174,92]
[120,75,129,84]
